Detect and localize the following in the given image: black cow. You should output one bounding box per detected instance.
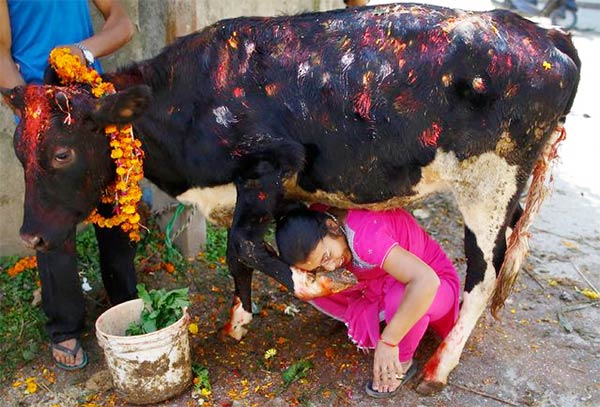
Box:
[1,4,580,393]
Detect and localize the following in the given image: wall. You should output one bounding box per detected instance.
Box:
[0,0,345,256]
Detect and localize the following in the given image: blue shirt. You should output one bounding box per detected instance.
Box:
[8,0,101,84]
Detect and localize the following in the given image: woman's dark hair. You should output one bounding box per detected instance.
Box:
[276,208,331,266]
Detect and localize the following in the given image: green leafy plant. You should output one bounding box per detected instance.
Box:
[192,363,211,391]
[126,284,190,336]
[0,257,45,383]
[282,360,313,386]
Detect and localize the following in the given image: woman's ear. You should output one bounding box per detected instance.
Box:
[325,218,342,236]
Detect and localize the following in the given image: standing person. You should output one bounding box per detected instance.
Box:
[276,207,460,398]
[0,0,134,370]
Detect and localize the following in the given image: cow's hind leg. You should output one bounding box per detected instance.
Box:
[417,151,520,394]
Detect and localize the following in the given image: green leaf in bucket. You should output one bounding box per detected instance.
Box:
[126,284,190,336]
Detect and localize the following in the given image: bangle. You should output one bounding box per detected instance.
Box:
[379,336,398,347]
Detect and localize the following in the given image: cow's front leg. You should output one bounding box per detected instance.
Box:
[223,248,255,340]
[224,161,353,339]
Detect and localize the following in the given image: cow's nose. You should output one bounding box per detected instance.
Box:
[21,234,47,251]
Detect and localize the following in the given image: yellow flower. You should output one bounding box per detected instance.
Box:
[264,348,277,360]
[200,388,211,397]
[542,61,552,70]
[580,288,600,300]
[189,323,199,334]
[110,148,123,159]
[25,377,37,394]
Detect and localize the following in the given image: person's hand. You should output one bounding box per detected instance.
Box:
[372,340,403,393]
[52,45,86,65]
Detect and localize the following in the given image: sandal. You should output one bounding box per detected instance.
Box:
[365,362,418,398]
[51,339,89,371]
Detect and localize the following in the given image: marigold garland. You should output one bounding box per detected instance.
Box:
[6,255,37,277]
[49,48,144,241]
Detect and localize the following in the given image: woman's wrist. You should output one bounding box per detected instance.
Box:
[379,335,398,348]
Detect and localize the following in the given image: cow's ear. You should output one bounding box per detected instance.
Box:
[1,86,25,115]
[91,85,152,124]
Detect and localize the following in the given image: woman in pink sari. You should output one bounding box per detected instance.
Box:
[276,207,460,398]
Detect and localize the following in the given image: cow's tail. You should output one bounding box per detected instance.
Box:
[491,29,580,317]
[491,125,566,317]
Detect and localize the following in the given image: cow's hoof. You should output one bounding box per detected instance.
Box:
[416,379,446,395]
[222,296,253,340]
[291,267,357,300]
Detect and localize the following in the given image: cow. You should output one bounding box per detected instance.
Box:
[1,3,580,393]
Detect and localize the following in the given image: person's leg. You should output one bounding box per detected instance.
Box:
[384,277,457,363]
[94,220,137,305]
[37,231,86,367]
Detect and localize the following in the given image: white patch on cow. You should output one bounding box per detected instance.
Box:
[213,106,238,128]
[377,62,393,82]
[341,52,355,71]
[300,101,309,120]
[245,41,255,56]
[322,72,331,85]
[328,19,345,31]
[298,61,311,79]
[451,14,491,45]
[414,150,518,256]
[176,184,236,226]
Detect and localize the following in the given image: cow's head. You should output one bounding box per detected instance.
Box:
[1,84,151,251]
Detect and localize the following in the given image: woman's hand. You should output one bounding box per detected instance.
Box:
[372,340,403,393]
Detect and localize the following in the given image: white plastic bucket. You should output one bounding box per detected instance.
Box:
[95,298,192,405]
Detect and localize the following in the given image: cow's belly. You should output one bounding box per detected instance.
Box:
[175,149,516,227]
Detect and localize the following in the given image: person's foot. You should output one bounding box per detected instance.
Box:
[365,359,417,398]
[51,338,88,370]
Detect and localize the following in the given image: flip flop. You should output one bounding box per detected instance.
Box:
[365,362,418,399]
[51,339,89,371]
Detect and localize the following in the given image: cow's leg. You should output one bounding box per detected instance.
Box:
[223,160,353,339]
[224,243,255,340]
[417,151,520,394]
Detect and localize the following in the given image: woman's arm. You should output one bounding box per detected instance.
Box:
[371,245,440,392]
[380,246,440,344]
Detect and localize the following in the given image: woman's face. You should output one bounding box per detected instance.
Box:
[294,233,352,272]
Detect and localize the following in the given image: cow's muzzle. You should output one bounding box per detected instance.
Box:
[21,233,49,251]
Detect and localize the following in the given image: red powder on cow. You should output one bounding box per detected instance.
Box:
[422,342,445,381]
[233,87,245,98]
[264,83,278,96]
[215,48,230,90]
[353,90,372,120]
[421,122,441,147]
[22,87,52,171]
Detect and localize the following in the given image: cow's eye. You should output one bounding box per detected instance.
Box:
[52,147,75,168]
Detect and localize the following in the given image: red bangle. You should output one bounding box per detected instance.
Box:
[379,337,398,347]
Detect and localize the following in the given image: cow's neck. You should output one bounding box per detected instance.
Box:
[102,35,225,196]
